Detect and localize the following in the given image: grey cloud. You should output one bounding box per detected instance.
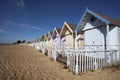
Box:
[1,19,42,31]
[0,28,9,34]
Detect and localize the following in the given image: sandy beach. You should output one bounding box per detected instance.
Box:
[0,45,120,80]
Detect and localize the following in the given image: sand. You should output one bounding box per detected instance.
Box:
[0,45,120,80]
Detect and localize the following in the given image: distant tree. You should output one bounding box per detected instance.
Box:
[22,40,26,43]
[17,40,21,44]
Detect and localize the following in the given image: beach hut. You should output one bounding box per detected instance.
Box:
[60,21,77,48]
[38,34,49,56]
[41,34,47,46]
[52,27,61,48]
[76,8,120,51]
[44,34,49,46]
[42,32,53,57]
[47,31,53,47]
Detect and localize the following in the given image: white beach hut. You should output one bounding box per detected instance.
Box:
[76,8,120,51]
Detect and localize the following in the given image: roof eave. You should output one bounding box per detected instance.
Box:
[75,8,110,32]
[87,9,109,24]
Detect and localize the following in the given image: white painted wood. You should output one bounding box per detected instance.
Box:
[75,53,78,75]
[117,27,120,61]
[86,55,88,71]
[109,26,118,49]
[81,53,84,72]
[106,25,109,50]
[84,54,86,72]
[30,42,120,75]
[84,23,106,50]
[90,57,92,70]
[79,53,81,73]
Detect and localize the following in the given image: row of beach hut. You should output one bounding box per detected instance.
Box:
[29,8,120,74]
[32,8,120,54]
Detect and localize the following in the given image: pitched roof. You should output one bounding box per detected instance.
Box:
[47,32,53,40]
[67,23,77,31]
[76,8,120,32]
[96,13,120,26]
[41,34,48,41]
[56,28,61,34]
[52,28,61,40]
[50,32,53,36]
[60,22,77,36]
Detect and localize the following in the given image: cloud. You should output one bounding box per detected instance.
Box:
[15,0,30,19]
[1,19,42,31]
[19,24,42,30]
[0,28,9,34]
[16,0,25,8]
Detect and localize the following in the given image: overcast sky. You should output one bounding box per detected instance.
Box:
[0,0,120,43]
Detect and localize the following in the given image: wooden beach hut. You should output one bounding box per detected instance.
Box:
[52,27,61,48]
[47,31,53,47]
[76,8,120,51]
[60,21,77,48]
